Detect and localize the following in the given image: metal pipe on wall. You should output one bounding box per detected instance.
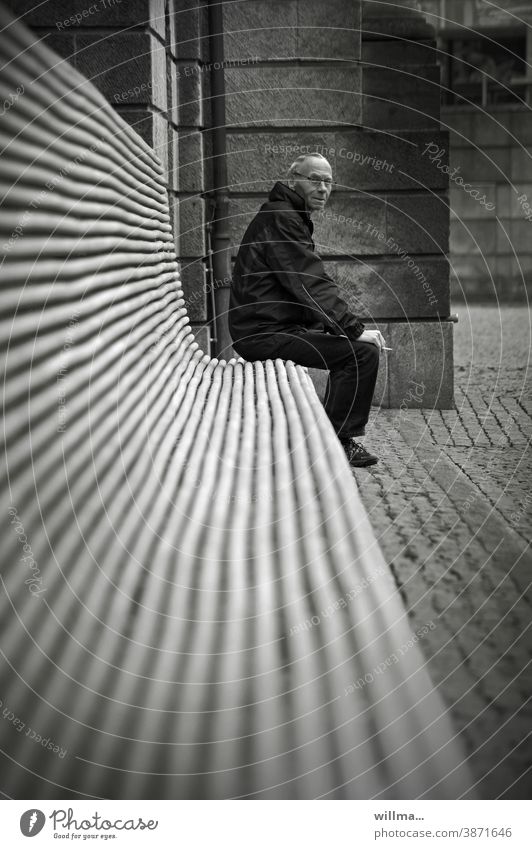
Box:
[207,0,233,359]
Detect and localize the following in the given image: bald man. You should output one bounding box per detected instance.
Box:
[228,153,386,467]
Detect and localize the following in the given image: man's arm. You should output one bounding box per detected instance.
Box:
[265,211,365,339]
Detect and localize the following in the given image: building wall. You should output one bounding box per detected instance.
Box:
[445,106,532,302]
[8,0,212,352]
[419,0,532,301]
[6,0,454,407]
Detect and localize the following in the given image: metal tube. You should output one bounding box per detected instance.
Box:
[207,0,233,359]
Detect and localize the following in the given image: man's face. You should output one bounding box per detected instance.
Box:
[291,157,333,213]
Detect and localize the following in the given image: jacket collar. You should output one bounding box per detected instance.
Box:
[268,181,313,233]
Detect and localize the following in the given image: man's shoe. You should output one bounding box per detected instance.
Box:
[340,438,379,468]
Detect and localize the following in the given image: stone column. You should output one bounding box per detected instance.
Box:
[359,0,452,408]
[222,0,452,408]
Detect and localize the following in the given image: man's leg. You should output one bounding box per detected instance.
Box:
[233,329,380,442]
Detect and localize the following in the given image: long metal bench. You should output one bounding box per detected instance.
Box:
[0,5,475,799]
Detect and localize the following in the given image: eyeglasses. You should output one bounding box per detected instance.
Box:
[292,170,335,188]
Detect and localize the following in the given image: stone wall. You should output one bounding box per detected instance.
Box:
[7,0,453,407]
[9,0,212,352]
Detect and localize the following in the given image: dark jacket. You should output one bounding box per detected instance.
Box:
[228,181,365,345]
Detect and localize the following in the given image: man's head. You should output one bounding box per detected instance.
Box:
[286,153,333,214]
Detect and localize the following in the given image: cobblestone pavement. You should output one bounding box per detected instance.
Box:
[356,306,532,800]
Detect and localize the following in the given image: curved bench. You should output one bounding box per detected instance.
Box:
[0,6,475,799]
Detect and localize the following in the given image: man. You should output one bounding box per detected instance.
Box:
[228,153,387,467]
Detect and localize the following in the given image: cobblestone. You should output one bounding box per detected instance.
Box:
[356,306,532,800]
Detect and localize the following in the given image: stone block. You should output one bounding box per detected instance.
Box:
[386,194,449,255]
[295,0,361,60]
[167,123,179,192]
[312,195,386,255]
[3,0,69,26]
[450,218,497,256]
[178,195,206,256]
[167,53,179,127]
[510,148,532,182]
[227,198,263,253]
[307,368,328,404]
[373,334,391,407]
[362,66,440,130]
[181,260,208,321]
[453,146,511,183]
[151,111,170,181]
[226,194,380,256]
[35,32,75,63]
[385,321,454,409]
[223,0,298,61]
[228,193,448,258]
[168,190,180,255]
[362,39,435,68]
[333,130,449,193]
[362,11,434,40]
[412,137,450,185]
[76,32,167,110]
[169,0,208,61]
[11,0,165,35]
[177,62,204,127]
[226,131,337,193]
[450,183,496,220]
[178,131,205,193]
[224,67,362,128]
[223,0,360,62]
[324,257,450,319]
[226,130,450,193]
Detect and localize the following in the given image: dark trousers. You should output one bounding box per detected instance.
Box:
[233,329,380,441]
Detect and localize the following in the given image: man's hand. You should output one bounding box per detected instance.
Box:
[357,329,388,352]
